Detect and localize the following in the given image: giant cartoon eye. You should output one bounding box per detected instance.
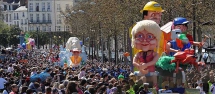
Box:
[135,33,145,42]
[146,33,155,39]
[135,33,144,39]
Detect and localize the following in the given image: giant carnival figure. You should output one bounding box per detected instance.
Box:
[130,1,165,89]
[65,37,82,67]
[132,20,161,89]
[156,17,207,93]
[166,17,202,54]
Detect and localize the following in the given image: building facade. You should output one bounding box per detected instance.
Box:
[1,0,28,31]
[1,0,20,26]
[14,6,28,31]
[1,0,74,32]
[27,0,73,32]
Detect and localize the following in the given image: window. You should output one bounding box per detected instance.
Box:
[42,3,45,11]
[36,3,39,11]
[25,27,27,31]
[43,26,46,31]
[49,26,51,31]
[66,4,69,10]
[37,26,40,31]
[42,14,46,21]
[22,12,25,17]
[29,3,33,11]
[17,13,18,20]
[5,14,8,22]
[9,14,11,22]
[57,19,61,24]
[14,13,16,20]
[30,14,33,22]
[57,4,61,11]
[25,19,27,24]
[21,19,23,24]
[17,21,19,27]
[66,26,70,31]
[47,2,51,11]
[36,14,39,22]
[56,26,61,31]
[48,13,51,21]
[30,26,34,31]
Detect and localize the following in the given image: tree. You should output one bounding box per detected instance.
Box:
[28,31,50,47]
[7,26,21,46]
[63,0,215,61]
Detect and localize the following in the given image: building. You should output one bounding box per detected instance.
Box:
[1,0,20,26]
[1,0,73,32]
[27,0,73,32]
[14,6,28,31]
[1,0,28,31]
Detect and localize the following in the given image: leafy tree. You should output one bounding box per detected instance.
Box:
[0,26,21,47]
[63,0,215,60]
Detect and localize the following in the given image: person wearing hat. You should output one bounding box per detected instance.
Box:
[166,17,203,54]
[137,83,153,94]
[130,1,164,90]
[132,1,165,57]
[70,48,82,68]
[131,1,165,66]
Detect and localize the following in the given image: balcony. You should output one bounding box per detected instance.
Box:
[29,20,52,24]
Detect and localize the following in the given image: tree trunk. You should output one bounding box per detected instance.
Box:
[197,27,202,53]
[107,36,111,62]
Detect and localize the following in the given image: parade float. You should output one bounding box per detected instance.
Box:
[155,17,208,93]
[59,37,87,68]
[131,20,161,89]
[30,37,87,82]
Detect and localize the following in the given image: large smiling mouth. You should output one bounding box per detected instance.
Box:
[142,44,149,46]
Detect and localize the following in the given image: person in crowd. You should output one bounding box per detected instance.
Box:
[9,84,18,94]
[0,74,7,92]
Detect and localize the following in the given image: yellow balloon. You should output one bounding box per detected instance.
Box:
[27,44,31,50]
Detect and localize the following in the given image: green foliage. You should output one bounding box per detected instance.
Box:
[0,26,21,47]
[26,31,72,47]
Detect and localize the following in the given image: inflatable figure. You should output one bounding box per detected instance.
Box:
[58,37,87,68]
[66,37,81,51]
[168,30,191,56]
[129,1,164,71]
[166,17,202,54]
[132,20,161,89]
[59,43,87,68]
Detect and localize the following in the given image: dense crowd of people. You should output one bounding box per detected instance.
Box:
[0,49,214,94]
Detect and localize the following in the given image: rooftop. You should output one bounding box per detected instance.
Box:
[15,6,27,11]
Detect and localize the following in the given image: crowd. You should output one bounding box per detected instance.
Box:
[0,49,214,94]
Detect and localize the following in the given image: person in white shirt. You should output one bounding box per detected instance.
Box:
[210,83,215,94]
[196,81,206,94]
[78,67,86,79]
[7,64,14,73]
[30,67,37,76]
